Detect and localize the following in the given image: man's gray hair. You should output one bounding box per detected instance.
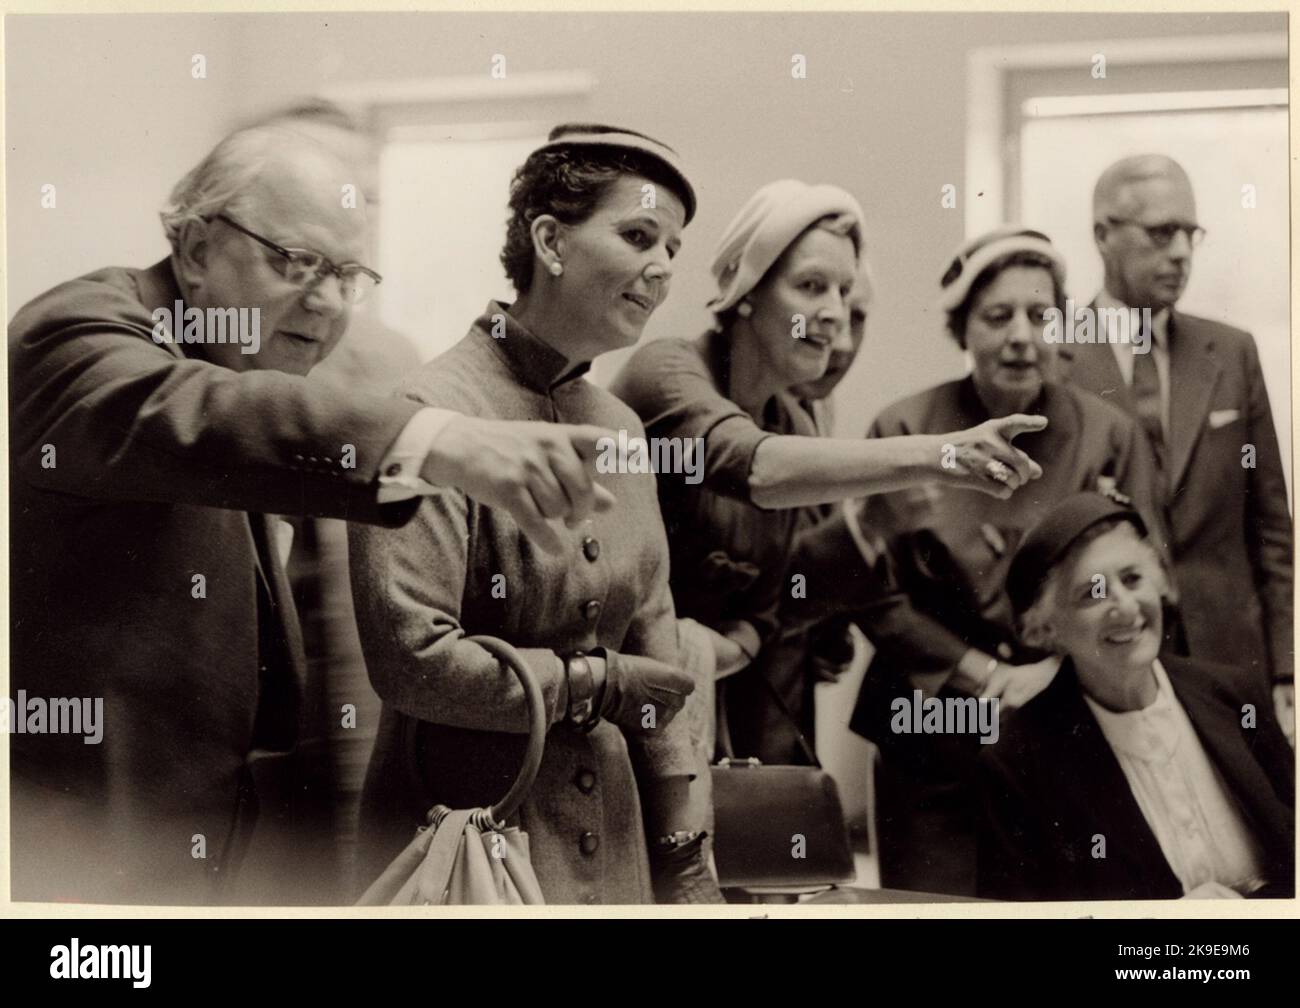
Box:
[246,97,364,135]
[159,125,295,251]
[1092,154,1192,223]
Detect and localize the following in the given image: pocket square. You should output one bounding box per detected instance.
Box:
[1208,408,1241,429]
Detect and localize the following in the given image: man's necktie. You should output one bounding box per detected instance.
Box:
[248,512,302,753]
[1131,321,1166,474]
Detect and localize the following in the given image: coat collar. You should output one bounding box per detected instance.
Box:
[1072,299,1131,411]
[1156,653,1293,864]
[1051,654,1292,885]
[132,257,237,368]
[134,258,187,361]
[135,257,185,316]
[1079,298,1222,491]
[471,301,590,394]
[1040,659,1177,888]
[1165,311,1222,491]
[955,374,1057,437]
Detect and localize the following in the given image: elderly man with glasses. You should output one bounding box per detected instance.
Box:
[1068,154,1293,737]
[8,124,617,905]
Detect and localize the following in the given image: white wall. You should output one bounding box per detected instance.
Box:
[5,16,241,310]
[10,10,1284,443]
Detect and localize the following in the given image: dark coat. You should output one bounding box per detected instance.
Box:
[8,259,420,904]
[349,305,693,906]
[976,655,1295,902]
[609,330,816,645]
[609,330,818,761]
[1069,310,1293,686]
[845,378,1164,773]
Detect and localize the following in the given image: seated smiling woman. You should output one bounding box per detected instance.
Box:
[977,491,1295,901]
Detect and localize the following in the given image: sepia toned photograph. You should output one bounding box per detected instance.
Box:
[3,4,1292,932]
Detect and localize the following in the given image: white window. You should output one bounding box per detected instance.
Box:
[325,71,594,361]
[967,33,1290,492]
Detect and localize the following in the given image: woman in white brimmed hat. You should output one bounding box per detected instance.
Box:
[610,190,1051,779]
[840,225,1167,896]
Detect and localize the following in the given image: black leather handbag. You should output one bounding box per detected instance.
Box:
[710,676,855,893]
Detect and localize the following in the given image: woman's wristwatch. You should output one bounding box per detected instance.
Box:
[564,652,600,732]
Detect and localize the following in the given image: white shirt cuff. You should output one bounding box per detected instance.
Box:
[376,407,459,503]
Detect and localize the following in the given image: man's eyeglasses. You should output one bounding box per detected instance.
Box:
[213,213,382,304]
[1106,216,1206,250]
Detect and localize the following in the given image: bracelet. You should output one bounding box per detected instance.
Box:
[653,829,704,850]
[564,652,597,731]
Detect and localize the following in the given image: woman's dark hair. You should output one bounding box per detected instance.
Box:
[500,123,689,294]
[945,250,1067,348]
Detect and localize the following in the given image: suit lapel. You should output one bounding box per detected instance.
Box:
[1071,300,1134,414]
[1048,664,1177,895]
[1163,656,1293,864]
[1166,313,1221,493]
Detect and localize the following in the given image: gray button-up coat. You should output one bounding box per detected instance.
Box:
[349,304,694,904]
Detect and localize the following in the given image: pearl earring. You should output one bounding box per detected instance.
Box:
[736,300,753,318]
[549,260,564,277]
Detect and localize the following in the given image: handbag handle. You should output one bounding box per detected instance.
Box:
[467,634,547,828]
[717,673,822,769]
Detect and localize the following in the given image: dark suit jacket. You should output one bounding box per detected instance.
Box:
[8,259,421,904]
[976,655,1295,902]
[1069,309,1293,686]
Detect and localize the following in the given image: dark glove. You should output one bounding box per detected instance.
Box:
[592,648,693,733]
[649,832,723,904]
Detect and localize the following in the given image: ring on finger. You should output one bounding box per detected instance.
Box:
[985,459,1012,484]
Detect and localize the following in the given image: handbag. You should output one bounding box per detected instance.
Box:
[356,636,547,906]
[710,675,855,893]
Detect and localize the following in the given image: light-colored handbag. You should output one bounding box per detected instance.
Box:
[356,636,547,905]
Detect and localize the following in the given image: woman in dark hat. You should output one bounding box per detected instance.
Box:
[835,226,1166,896]
[977,491,1294,901]
[349,124,716,903]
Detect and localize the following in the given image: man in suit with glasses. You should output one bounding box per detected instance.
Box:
[1068,154,1292,738]
[8,123,616,904]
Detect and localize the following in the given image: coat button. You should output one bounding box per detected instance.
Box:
[574,769,596,794]
[582,537,600,562]
[582,599,601,621]
[579,832,600,856]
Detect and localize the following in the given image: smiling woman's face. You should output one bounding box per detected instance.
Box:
[965,264,1060,416]
[1046,522,1164,688]
[745,225,859,391]
[552,173,685,359]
